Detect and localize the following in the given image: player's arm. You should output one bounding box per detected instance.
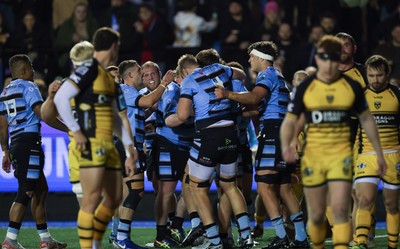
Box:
[280,114,299,164]
[34,103,68,132]
[177,97,193,122]
[165,113,184,127]
[0,115,11,173]
[241,104,259,117]
[358,109,387,176]
[231,67,246,81]
[138,70,174,108]
[113,107,136,156]
[112,102,138,177]
[290,113,305,150]
[54,80,87,151]
[215,85,267,105]
[165,93,194,127]
[41,80,61,124]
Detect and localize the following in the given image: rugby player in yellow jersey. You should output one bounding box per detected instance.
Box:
[54,28,138,249]
[352,55,400,249]
[335,32,376,246]
[280,35,386,249]
[336,32,367,88]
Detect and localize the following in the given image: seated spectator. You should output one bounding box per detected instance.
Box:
[54,2,98,76]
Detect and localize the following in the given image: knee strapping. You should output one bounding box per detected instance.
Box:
[189,179,210,188]
[122,179,144,210]
[217,175,236,183]
[255,174,278,184]
[184,173,190,184]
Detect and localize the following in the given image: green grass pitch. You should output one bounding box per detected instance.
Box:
[0,227,392,249]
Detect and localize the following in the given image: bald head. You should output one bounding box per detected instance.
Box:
[292,70,309,87]
[9,54,34,81]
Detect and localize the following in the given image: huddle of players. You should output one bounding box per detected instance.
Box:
[2,24,399,249]
[102,38,309,249]
[106,50,257,249]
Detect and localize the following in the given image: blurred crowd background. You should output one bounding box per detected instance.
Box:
[0,0,399,91]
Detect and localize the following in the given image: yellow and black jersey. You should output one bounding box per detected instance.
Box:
[360,84,400,152]
[65,59,120,140]
[342,62,368,88]
[286,74,368,155]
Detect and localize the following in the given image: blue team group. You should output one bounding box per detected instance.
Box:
[0,22,399,249]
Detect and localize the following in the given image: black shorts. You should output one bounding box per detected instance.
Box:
[145,150,154,181]
[238,143,253,176]
[9,133,44,187]
[255,168,293,184]
[255,120,290,171]
[153,135,189,181]
[189,125,238,167]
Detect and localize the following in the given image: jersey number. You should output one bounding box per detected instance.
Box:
[4,99,17,117]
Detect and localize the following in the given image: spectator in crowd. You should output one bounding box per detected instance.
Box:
[0,2,15,34]
[54,2,98,77]
[0,12,12,85]
[308,0,341,28]
[319,12,340,36]
[172,0,217,48]
[374,1,400,44]
[374,24,400,86]
[281,0,309,36]
[13,10,54,81]
[293,25,325,70]
[219,0,255,70]
[98,0,138,62]
[52,0,88,30]
[274,22,300,82]
[133,3,169,72]
[257,0,282,42]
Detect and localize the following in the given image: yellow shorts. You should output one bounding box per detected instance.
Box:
[301,153,353,187]
[69,137,121,173]
[353,140,359,169]
[69,145,80,183]
[354,152,400,188]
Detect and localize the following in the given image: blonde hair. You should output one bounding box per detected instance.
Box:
[69,41,94,66]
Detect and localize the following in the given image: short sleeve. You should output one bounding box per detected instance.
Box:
[255,71,273,93]
[25,82,44,110]
[122,84,143,108]
[352,81,369,115]
[115,83,127,113]
[180,77,197,100]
